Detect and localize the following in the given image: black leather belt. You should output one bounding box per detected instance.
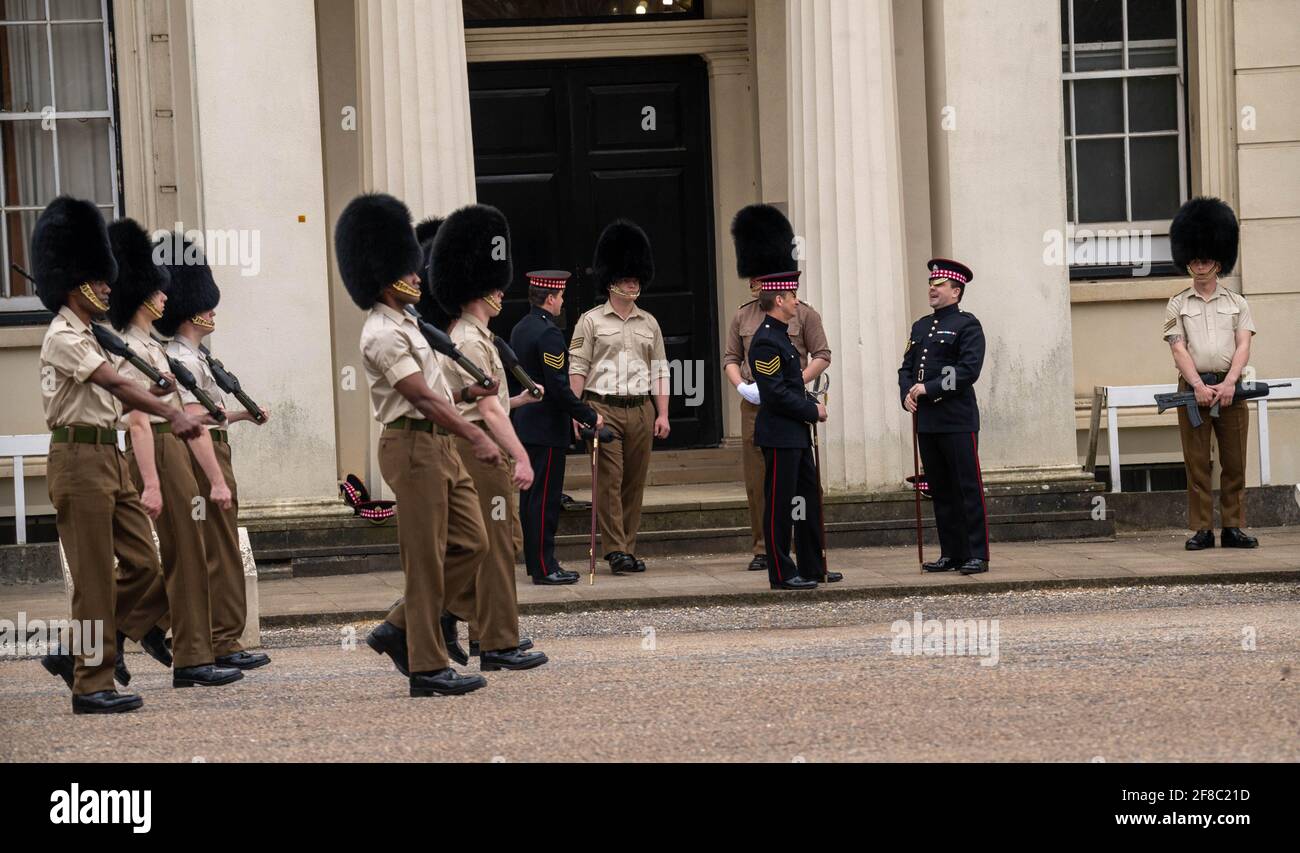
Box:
[50,425,116,445]
[386,416,451,436]
[584,392,649,408]
[210,429,229,444]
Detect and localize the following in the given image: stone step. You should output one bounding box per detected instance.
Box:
[562,446,743,489]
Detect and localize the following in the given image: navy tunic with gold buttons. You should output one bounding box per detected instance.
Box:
[897,303,985,434]
[749,316,820,448]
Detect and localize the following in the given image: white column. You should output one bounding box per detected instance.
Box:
[787,0,913,491]
[189,0,339,508]
[924,0,1079,476]
[357,0,478,215]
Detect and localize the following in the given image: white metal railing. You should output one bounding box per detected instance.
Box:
[1,431,126,544]
[1084,378,1300,493]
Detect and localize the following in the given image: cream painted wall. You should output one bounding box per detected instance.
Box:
[188,0,339,508]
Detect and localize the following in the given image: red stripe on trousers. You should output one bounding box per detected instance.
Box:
[768,452,782,581]
[538,448,553,573]
[971,433,990,560]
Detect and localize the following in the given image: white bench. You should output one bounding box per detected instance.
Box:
[1084,378,1300,493]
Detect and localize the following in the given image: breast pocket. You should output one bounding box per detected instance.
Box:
[1215,302,1240,333]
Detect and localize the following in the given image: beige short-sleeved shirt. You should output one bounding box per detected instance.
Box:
[39,307,120,430]
[117,323,183,425]
[166,336,227,429]
[441,313,508,423]
[724,300,832,383]
[360,302,454,425]
[568,302,669,396]
[1163,285,1256,374]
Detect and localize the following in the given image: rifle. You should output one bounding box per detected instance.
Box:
[493,334,543,399]
[1155,374,1291,429]
[149,334,227,423]
[13,262,175,394]
[197,343,266,423]
[404,305,494,389]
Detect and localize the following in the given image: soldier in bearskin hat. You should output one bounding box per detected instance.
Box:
[899,257,989,576]
[724,204,831,574]
[429,204,547,671]
[156,238,271,671]
[32,197,207,713]
[337,193,503,697]
[568,220,667,575]
[1163,197,1258,551]
[109,219,244,688]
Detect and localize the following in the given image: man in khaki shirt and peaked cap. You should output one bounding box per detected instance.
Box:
[427,203,548,672]
[158,238,271,672]
[338,193,502,698]
[108,218,244,690]
[1163,197,1258,551]
[31,196,206,714]
[570,220,668,575]
[725,204,831,573]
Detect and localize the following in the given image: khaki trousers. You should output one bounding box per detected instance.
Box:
[382,430,487,673]
[189,439,245,656]
[48,441,170,694]
[447,429,521,652]
[1176,380,1250,530]
[128,431,214,669]
[740,400,766,555]
[589,398,654,556]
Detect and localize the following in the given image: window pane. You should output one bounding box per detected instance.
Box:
[1065,142,1076,221]
[52,0,103,20]
[1,23,53,112]
[1,119,56,203]
[1129,44,1177,69]
[56,117,113,203]
[1063,81,1072,135]
[1127,0,1176,40]
[0,0,45,21]
[1130,136,1180,221]
[1076,138,1126,222]
[51,21,107,111]
[1073,78,1123,135]
[5,209,39,298]
[1128,76,1177,132]
[1073,44,1123,71]
[464,0,694,24]
[1072,0,1122,44]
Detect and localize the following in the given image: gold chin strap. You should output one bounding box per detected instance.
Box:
[144,298,164,320]
[482,294,503,312]
[78,283,109,313]
[609,285,640,300]
[391,280,421,299]
[192,315,215,330]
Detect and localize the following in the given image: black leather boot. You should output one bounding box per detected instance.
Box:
[215,650,271,670]
[1184,529,1215,550]
[441,612,469,666]
[409,668,486,697]
[1220,528,1258,549]
[923,556,959,572]
[72,690,143,715]
[771,575,818,591]
[480,647,549,671]
[366,621,410,676]
[173,663,243,688]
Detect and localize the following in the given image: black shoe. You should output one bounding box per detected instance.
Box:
[72,690,143,715]
[114,632,131,687]
[1220,527,1259,549]
[532,570,579,586]
[747,554,768,572]
[42,649,74,691]
[140,626,173,668]
[554,567,581,580]
[1185,529,1215,550]
[770,575,818,591]
[215,651,271,670]
[410,668,487,697]
[173,663,243,688]
[470,637,533,657]
[629,556,647,573]
[958,559,989,575]
[440,612,469,666]
[923,556,959,573]
[606,552,637,575]
[480,648,549,671]
[822,571,843,583]
[366,621,410,676]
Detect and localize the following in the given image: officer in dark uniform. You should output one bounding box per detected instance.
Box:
[509,271,601,585]
[898,258,989,575]
[748,271,842,591]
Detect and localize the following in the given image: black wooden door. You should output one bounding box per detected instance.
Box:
[468,56,720,449]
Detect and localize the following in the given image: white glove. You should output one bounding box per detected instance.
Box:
[737,382,761,405]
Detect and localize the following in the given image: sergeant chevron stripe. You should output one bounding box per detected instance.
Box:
[754,355,780,376]
[543,351,566,369]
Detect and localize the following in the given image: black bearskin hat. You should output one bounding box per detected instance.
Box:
[334,193,422,310]
[430,204,512,316]
[155,234,220,337]
[414,217,454,330]
[731,204,796,279]
[29,196,117,313]
[107,219,170,331]
[592,219,654,292]
[1170,197,1239,276]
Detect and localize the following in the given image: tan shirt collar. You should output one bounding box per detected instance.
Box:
[57,305,91,335]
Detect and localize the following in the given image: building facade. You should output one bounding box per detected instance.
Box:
[1,0,1297,526]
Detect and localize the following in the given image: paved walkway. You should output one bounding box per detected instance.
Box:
[3,528,1297,626]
